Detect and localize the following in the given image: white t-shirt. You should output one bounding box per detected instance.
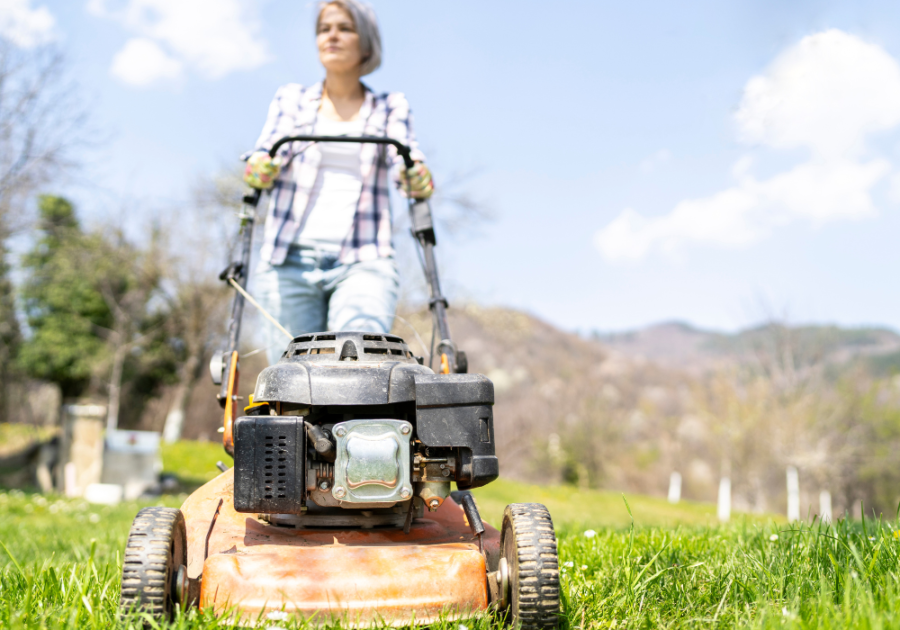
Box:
[295,117,366,250]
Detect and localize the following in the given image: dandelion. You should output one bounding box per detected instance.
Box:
[893,530,900,540]
[89,513,100,524]
[564,561,574,568]
[769,534,779,541]
[584,529,597,538]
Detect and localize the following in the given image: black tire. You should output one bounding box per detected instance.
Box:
[119,507,187,622]
[500,503,561,630]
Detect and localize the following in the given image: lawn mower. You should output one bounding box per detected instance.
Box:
[118,136,561,627]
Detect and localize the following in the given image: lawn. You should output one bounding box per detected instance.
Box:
[0,441,898,628]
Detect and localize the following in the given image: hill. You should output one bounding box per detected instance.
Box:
[597,320,900,374]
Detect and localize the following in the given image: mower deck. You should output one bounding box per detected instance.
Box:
[182,469,500,626]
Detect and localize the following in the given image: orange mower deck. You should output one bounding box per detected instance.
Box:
[181,469,501,626]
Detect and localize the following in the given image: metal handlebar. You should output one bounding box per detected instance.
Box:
[268,135,416,170]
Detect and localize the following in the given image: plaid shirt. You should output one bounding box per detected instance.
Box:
[251,82,426,266]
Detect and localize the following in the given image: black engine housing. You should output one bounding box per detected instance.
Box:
[232,332,499,515]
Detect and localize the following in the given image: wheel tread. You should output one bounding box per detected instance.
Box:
[500,502,561,630]
[118,506,186,624]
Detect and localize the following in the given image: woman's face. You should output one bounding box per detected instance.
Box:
[317,5,363,75]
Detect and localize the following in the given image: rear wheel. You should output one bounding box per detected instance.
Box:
[499,503,561,629]
[119,507,187,622]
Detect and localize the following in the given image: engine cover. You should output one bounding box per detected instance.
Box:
[331,419,413,504]
[233,416,306,514]
[414,373,499,489]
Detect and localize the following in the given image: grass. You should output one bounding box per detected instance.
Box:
[1,441,899,628]
[0,424,58,458]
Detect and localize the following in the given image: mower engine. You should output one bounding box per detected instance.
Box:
[231,331,498,528]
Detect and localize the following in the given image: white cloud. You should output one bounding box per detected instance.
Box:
[90,0,271,86]
[110,37,182,86]
[0,0,55,48]
[596,29,900,262]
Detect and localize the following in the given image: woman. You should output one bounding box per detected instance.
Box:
[244,0,433,365]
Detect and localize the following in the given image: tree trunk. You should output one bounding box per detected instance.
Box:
[162,350,201,443]
[106,344,127,432]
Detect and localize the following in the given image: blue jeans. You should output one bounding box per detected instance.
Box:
[254,246,400,365]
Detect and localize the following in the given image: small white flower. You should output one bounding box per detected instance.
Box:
[782,607,789,616]
[851,571,859,579]
[89,513,100,524]
[266,610,289,621]
[564,561,574,568]
[458,625,469,630]
[869,536,876,541]
[583,529,597,538]
[769,534,779,541]
[581,565,588,570]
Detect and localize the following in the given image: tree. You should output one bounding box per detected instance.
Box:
[19,196,177,429]
[18,196,109,398]
[0,46,85,240]
[0,242,20,422]
[158,171,237,442]
[0,43,86,421]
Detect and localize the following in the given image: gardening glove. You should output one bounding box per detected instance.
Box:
[399,162,434,199]
[243,152,282,190]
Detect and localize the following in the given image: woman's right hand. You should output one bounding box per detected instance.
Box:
[244,152,282,189]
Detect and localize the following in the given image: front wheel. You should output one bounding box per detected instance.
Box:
[119,507,187,622]
[499,503,561,629]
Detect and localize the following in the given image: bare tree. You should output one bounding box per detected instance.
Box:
[0,44,87,423]
[0,45,86,237]
[158,167,243,442]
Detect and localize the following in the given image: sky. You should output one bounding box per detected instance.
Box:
[7,0,900,334]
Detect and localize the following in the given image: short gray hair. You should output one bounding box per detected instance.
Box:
[317,0,382,76]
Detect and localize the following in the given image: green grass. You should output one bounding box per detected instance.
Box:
[1,441,899,628]
[160,440,228,489]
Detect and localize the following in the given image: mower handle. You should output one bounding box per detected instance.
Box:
[268,135,416,170]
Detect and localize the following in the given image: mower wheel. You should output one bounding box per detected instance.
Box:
[119,507,187,622]
[499,503,560,630]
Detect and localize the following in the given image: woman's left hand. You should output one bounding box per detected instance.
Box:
[399,163,434,199]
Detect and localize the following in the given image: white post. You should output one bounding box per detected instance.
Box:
[819,490,832,523]
[786,466,800,522]
[64,462,77,498]
[668,472,682,504]
[162,409,184,444]
[717,477,731,522]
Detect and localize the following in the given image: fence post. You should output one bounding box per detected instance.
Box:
[819,490,832,523]
[668,472,682,504]
[787,466,800,522]
[717,477,731,522]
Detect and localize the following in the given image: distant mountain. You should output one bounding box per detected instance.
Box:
[596,321,900,375]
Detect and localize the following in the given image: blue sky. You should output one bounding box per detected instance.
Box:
[10,0,900,334]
